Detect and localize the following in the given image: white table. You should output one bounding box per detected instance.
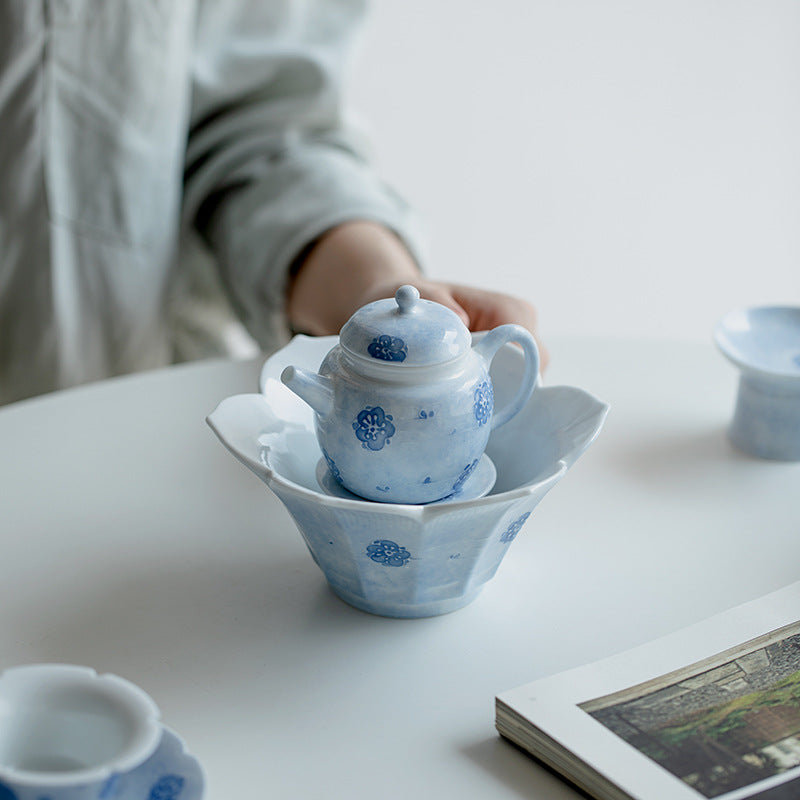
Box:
[2,337,798,799]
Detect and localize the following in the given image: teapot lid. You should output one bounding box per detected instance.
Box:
[339,285,471,367]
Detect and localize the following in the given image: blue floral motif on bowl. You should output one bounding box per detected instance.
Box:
[366,539,411,567]
[353,406,395,450]
[368,334,408,362]
[149,775,185,800]
[500,512,531,543]
[474,381,494,426]
[99,774,122,798]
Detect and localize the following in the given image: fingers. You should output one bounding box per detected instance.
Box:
[347,278,549,372]
[411,281,471,326]
[446,283,549,371]
[448,284,538,331]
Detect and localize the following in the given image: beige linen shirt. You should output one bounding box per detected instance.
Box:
[0,0,423,404]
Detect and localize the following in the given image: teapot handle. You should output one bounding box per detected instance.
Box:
[472,324,539,431]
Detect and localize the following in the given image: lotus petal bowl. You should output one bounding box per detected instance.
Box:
[207,335,608,618]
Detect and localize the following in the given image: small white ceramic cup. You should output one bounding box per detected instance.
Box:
[0,664,163,800]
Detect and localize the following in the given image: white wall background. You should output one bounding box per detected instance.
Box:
[348,1,800,342]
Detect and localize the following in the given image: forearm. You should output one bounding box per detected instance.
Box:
[287,220,422,335]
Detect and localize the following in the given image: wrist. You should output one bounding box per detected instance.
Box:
[287,220,421,335]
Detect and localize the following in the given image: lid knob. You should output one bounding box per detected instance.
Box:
[395,285,420,314]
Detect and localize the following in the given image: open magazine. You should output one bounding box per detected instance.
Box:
[496,581,800,800]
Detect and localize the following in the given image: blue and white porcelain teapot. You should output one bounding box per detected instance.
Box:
[281,285,540,504]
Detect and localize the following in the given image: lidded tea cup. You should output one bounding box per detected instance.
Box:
[280,285,540,503]
[0,663,204,800]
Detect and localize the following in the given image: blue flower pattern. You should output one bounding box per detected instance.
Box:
[500,512,531,543]
[368,334,407,362]
[99,774,121,798]
[149,775,185,800]
[366,539,411,566]
[474,381,493,426]
[353,406,395,450]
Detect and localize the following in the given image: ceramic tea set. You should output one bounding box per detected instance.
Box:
[209,285,609,618]
[8,298,795,794]
[0,288,607,797]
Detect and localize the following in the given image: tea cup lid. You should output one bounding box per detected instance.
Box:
[339,285,471,367]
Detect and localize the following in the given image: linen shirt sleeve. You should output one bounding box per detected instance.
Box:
[183,0,426,348]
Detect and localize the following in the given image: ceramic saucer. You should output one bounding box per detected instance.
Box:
[112,727,204,800]
[315,454,497,505]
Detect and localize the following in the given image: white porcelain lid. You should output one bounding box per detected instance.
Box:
[339,285,471,367]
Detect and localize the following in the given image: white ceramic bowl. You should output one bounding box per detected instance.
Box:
[208,335,609,618]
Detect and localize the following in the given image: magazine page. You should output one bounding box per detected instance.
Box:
[497,581,800,800]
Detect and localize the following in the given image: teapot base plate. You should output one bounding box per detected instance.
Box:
[315,455,496,505]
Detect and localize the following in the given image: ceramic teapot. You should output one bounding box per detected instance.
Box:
[280,285,539,503]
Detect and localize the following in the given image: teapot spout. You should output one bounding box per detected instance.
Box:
[280,366,334,418]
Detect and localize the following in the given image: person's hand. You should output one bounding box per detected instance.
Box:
[288,220,548,370]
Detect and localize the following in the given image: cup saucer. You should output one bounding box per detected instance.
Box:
[112,726,204,800]
[315,454,497,505]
